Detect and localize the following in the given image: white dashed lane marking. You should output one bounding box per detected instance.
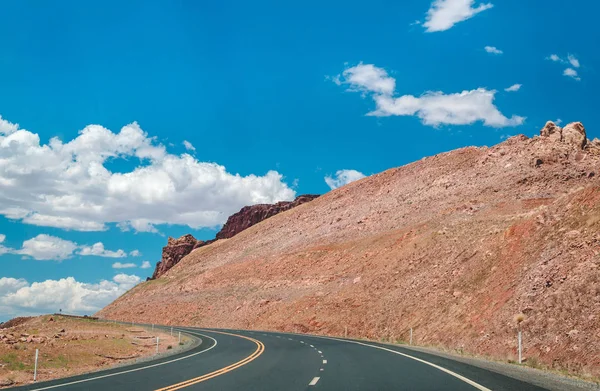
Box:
[309,377,320,386]
[323,359,327,364]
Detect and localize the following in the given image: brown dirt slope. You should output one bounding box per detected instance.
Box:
[98,121,600,379]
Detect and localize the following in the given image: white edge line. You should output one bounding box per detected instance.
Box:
[252,330,491,391]
[309,376,320,386]
[29,330,218,391]
[308,335,491,391]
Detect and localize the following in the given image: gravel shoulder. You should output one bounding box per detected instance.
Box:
[380,341,600,391]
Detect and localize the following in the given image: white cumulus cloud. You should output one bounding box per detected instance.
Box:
[140,261,152,269]
[334,63,524,128]
[182,140,196,151]
[0,277,28,297]
[504,84,521,92]
[15,234,78,261]
[79,242,127,258]
[0,274,141,319]
[1,233,134,261]
[0,117,295,233]
[112,274,140,286]
[112,262,137,269]
[567,54,580,68]
[129,249,141,257]
[563,68,580,81]
[325,170,366,190]
[423,0,493,32]
[548,54,561,62]
[338,63,395,95]
[484,46,503,55]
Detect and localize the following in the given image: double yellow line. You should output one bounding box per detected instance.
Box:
[156,330,265,391]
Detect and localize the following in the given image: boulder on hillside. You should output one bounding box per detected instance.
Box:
[539,121,587,150]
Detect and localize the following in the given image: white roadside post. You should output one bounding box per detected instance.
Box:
[178,331,181,344]
[518,330,522,364]
[152,324,154,331]
[514,313,525,364]
[410,328,413,345]
[156,337,159,355]
[171,327,173,336]
[344,326,347,338]
[34,349,39,382]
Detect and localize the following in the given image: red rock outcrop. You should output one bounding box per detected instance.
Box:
[151,235,204,279]
[150,195,319,279]
[100,121,600,378]
[216,195,320,240]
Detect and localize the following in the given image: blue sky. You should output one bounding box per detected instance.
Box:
[0,0,597,320]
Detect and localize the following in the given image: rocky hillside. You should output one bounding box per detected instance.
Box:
[99,122,600,379]
[151,195,319,279]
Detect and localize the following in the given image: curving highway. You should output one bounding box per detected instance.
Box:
[12,327,550,391]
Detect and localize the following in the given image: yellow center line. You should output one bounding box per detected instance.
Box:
[155,330,265,391]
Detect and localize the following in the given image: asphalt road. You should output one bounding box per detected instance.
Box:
[11,327,550,391]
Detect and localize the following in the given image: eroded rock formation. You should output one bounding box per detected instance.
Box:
[150,195,319,279]
[216,195,320,240]
[151,234,204,279]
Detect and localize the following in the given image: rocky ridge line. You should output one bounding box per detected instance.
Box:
[150,194,319,279]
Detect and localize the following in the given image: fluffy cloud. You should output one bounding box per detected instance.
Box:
[337,63,395,95]
[563,68,580,81]
[112,274,141,285]
[484,46,503,55]
[129,250,141,257]
[335,63,524,128]
[504,84,522,92]
[423,0,493,32]
[0,274,141,319]
[325,170,366,190]
[0,116,295,233]
[182,140,196,151]
[140,261,152,269]
[567,54,580,68]
[0,277,28,297]
[370,89,525,127]
[15,234,78,261]
[548,54,561,62]
[112,262,137,269]
[1,233,133,261]
[79,242,126,258]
